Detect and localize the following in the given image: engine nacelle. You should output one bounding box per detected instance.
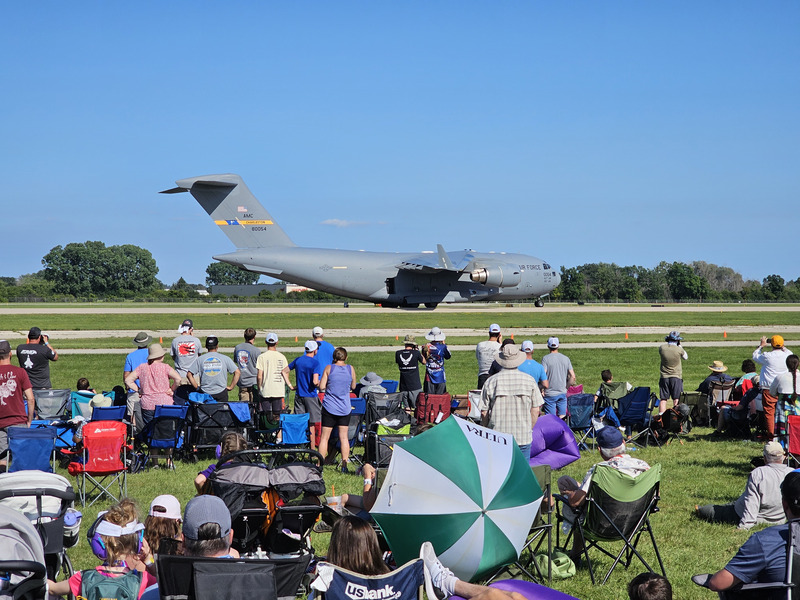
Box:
[470,265,522,288]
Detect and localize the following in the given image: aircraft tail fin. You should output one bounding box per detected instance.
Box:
[161,174,295,248]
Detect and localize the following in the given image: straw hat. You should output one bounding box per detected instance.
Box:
[148,343,167,360]
[708,360,728,372]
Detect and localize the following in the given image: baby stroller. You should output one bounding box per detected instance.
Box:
[0,504,47,600]
[206,448,325,557]
[0,471,79,585]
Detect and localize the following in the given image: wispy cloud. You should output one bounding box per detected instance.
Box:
[320,218,370,228]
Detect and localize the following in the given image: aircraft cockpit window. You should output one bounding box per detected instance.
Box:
[543,263,551,270]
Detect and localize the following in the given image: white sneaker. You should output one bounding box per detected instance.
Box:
[420,541,456,600]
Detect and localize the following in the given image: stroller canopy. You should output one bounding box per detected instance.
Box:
[0,471,73,521]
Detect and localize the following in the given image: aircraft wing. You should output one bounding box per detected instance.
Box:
[397,246,476,273]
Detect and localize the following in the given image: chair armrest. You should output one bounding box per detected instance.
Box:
[691,574,712,588]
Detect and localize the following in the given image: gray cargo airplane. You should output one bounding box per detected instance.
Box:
[162,174,561,308]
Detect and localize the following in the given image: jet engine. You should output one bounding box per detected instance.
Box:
[469,265,521,287]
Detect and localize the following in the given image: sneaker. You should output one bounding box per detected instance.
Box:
[420,541,456,600]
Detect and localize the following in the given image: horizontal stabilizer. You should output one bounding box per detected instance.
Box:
[162,174,294,249]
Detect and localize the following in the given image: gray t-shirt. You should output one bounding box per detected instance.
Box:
[234,342,262,387]
[171,334,203,377]
[475,340,501,376]
[541,352,573,397]
[192,351,238,395]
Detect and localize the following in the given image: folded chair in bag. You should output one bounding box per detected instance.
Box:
[70,420,127,506]
[7,426,57,473]
[33,390,71,420]
[566,393,595,450]
[557,463,665,584]
[415,393,452,424]
[312,558,424,600]
[528,415,580,471]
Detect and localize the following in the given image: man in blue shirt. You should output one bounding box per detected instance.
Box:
[518,340,549,391]
[123,331,151,433]
[289,341,322,449]
[312,326,335,372]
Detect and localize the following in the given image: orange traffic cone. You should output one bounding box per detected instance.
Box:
[159,337,163,344]
[295,336,298,342]
[723,331,727,339]
[396,335,399,340]
[625,332,629,339]
[511,334,514,340]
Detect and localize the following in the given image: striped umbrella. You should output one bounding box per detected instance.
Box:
[371,417,542,582]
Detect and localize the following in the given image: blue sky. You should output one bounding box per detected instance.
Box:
[2,2,798,286]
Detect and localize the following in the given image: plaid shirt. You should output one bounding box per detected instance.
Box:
[479,368,544,446]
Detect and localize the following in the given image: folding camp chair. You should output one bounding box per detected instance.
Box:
[692,518,800,600]
[681,391,708,427]
[157,552,312,600]
[71,420,127,506]
[381,379,399,394]
[278,413,310,446]
[787,415,800,467]
[138,405,187,469]
[32,389,71,420]
[70,391,94,420]
[566,393,595,450]
[91,405,127,421]
[488,464,554,584]
[7,426,57,473]
[364,392,411,467]
[312,558,424,600]
[596,382,630,411]
[617,387,657,448]
[556,463,665,584]
[708,380,736,426]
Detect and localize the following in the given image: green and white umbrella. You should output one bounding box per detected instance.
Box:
[371,417,542,582]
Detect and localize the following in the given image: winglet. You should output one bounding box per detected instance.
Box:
[437,244,454,270]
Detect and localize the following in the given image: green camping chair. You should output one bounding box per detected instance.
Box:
[596,382,630,411]
[558,463,665,584]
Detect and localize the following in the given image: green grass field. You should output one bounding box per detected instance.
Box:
[13,305,797,600]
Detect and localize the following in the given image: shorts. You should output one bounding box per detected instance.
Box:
[259,397,284,415]
[424,381,447,395]
[238,386,256,403]
[402,389,422,409]
[295,395,322,423]
[543,393,567,417]
[659,377,683,401]
[321,407,350,428]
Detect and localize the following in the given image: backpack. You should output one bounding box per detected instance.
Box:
[79,568,143,600]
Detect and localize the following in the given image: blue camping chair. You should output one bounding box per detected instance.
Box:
[278,413,310,446]
[381,379,399,394]
[139,405,188,469]
[8,425,57,472]
[91,406,127,421]
[31,420,76,450]
[617,387,656,447]
[314,558,424,600]
[566,393,595,450]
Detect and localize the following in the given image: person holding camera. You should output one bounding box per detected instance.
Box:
[754,334,791,439]
[658,331,687,414]
[15,326,58,390]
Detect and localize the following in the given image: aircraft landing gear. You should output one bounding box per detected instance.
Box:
[534,298,544,307]
[424,302,438,309]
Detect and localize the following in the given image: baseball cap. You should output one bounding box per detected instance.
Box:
[304,340,318,353]
[0,340,11,353]
[205,336,219,348]
[28,327,42,339]
[181,319,194,329]
[547,337,559,349]
[150,495,182,521]
[182,495,231,541]
[596,427,624,449]
[771,335,785,348]
[521,340,534,352]
[489,324,501,334]
[764,441,785,458]
[312,327,324,337]
[266,332,279,344]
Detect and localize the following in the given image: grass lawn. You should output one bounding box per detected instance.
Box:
[21,305,796,599]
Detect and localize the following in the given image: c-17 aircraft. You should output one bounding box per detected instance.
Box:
[162,174,561,308]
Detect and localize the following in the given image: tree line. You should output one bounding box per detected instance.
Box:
[552,261,800,303]
[1,241,798,303]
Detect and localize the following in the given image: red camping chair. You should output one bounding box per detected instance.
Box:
[787,415,800,467]
[69,420,128,506]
